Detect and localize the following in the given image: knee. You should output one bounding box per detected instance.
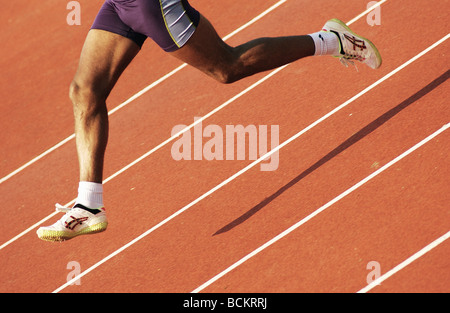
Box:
[69,79,107,114]
[209,70,231,85]
[208,65,242,85]
[213,68,239,84]
[208,48,243,84]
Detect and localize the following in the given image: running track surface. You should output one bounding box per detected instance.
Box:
[0,0,449,293]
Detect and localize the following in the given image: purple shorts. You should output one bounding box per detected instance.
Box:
[91,0,200,51]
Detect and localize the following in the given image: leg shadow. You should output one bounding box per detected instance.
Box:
[213,70,449,236]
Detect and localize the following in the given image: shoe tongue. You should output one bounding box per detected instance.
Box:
[74,203,89,210]
[74,203,102,215]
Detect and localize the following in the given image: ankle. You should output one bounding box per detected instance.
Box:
[308,31,340,56]
[76,181,103,208]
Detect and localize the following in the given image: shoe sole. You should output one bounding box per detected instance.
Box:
[325,18,382,69]
[37,222,108,242]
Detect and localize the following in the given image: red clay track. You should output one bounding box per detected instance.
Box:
[0,0,448,294]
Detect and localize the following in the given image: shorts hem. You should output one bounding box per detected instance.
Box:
[90,26,147,49]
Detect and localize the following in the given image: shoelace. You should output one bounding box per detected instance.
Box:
[340,34,368,72]
[55,203,71,213]
[52,203,77,227]
[339,58,359,72]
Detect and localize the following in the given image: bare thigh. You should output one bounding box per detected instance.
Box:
[169,14,236,83]
[71,29,141,101]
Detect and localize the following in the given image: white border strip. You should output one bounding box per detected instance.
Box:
[0,0,288,185]
[358,230,450,293]
[192,123,449,293]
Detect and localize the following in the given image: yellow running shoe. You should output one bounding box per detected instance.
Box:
[37,203,108,242]
[322,18,382,69]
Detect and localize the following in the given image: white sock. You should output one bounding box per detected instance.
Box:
[309,31,340,56]
[76,181,104,209]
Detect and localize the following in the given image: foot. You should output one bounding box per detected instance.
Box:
[37,203,108,242]
[322,18,382,69]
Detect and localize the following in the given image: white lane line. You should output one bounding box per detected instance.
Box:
[0,0,391,252]
[192,124,449,293]
[0,134,76,184]
[0,211,60,252]
[358,230,450,293]
[0,0,288,185]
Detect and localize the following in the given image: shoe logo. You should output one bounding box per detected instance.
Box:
[319,34,324,41]
[344,34,367,51]
[65,216,89,230]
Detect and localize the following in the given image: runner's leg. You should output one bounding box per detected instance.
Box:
[69,29,140,183]
[170,14,316,84]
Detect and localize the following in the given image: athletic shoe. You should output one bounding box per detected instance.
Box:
[37,203,108,242]
[322,18,382,69]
